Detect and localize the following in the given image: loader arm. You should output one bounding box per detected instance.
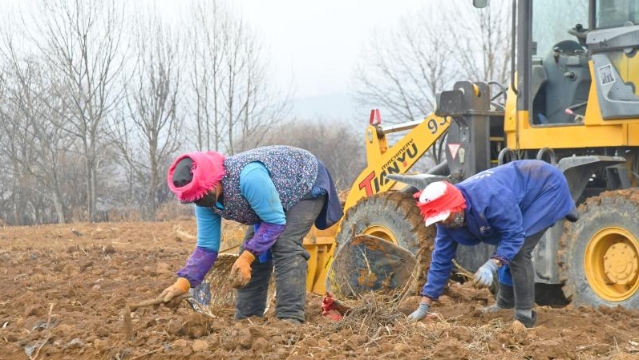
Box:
[303,112,449,296]
[343,113,451,211]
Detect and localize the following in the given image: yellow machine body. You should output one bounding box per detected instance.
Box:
[303,112,450,294]
[303,0,639,308]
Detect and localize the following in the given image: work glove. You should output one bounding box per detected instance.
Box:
[160,277,190,302]
[473,259,499,288]
[408,302,431,321]
[230,250,256,288]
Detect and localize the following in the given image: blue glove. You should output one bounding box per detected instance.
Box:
[473,259,499,288]
[408,302,431,321]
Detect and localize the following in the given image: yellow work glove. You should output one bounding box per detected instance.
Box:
[160,277,190,302]
[230,251,256,288]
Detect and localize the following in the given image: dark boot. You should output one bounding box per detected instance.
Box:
[282,318,303,326]
[514,310,537,328]
[480,284,514,313]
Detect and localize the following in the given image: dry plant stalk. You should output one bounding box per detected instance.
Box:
[327,293,404,338]
[452,258,499,294]
[391,247,424,310]
[452,259,474,280]
[174,227,196,242]
[202,253,275,310]
[31,303,55,360]
[129,347,164,360]
[123,294,192,340]
[123,305,134,341]
[204,254,239,306]
[326,252,423,338]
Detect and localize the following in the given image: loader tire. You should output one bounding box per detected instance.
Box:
[559,189,639,308]
[335,192,436,290]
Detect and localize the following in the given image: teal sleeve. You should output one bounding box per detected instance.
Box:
[239,162,286,225]
[194,205,222,251]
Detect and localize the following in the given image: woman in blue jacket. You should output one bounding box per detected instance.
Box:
[408,160,576,328]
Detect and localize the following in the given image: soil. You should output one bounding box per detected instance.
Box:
[2,220,639,360]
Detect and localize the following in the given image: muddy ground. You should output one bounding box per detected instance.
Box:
[2,220,639,360]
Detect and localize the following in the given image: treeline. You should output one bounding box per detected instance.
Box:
[0,0,365,225]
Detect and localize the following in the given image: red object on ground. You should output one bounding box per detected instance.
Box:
[321,292,350,321]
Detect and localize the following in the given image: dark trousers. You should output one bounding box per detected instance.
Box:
[498,230,546,310]
[235,195,325,322]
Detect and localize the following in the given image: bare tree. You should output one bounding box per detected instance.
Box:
[352,5,454,125]
[253,118,366,191]
[186,0,227,152]
[185,0,289,155]
[0,65,30,224]
[0,72,8,224]
[451,1,512,84]
[351,1,511,166]
[221,15,290,154]
[0,47,76,223]
[25,0,129,222]
[111,12,182,220]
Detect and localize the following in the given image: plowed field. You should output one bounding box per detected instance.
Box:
[2,220,639,359]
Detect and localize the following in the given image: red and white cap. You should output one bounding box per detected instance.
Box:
[413,181,467,226]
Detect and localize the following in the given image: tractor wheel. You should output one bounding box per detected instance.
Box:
[559,189,639,308]
[335,191,436,288]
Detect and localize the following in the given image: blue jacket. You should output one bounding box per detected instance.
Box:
[422,160,575,300]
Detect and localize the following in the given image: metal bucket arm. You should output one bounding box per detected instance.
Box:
[384,173,450,192]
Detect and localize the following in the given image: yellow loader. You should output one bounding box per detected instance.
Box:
[305,0,639,309]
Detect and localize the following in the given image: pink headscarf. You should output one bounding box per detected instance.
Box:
[167,151,226,203]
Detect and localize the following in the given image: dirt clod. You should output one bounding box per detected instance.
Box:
[192,339,209,352]
[251,337,269,352]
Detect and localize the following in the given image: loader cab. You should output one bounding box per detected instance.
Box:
[440,0,639,177]
[493,0,639,153]
[529,0,590,125]
[517,0,639,127]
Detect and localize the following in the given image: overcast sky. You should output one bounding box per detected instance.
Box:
[236,0,425,98]
[2,0,431,120]
[242,0,428,120]
[155,0,428,120]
